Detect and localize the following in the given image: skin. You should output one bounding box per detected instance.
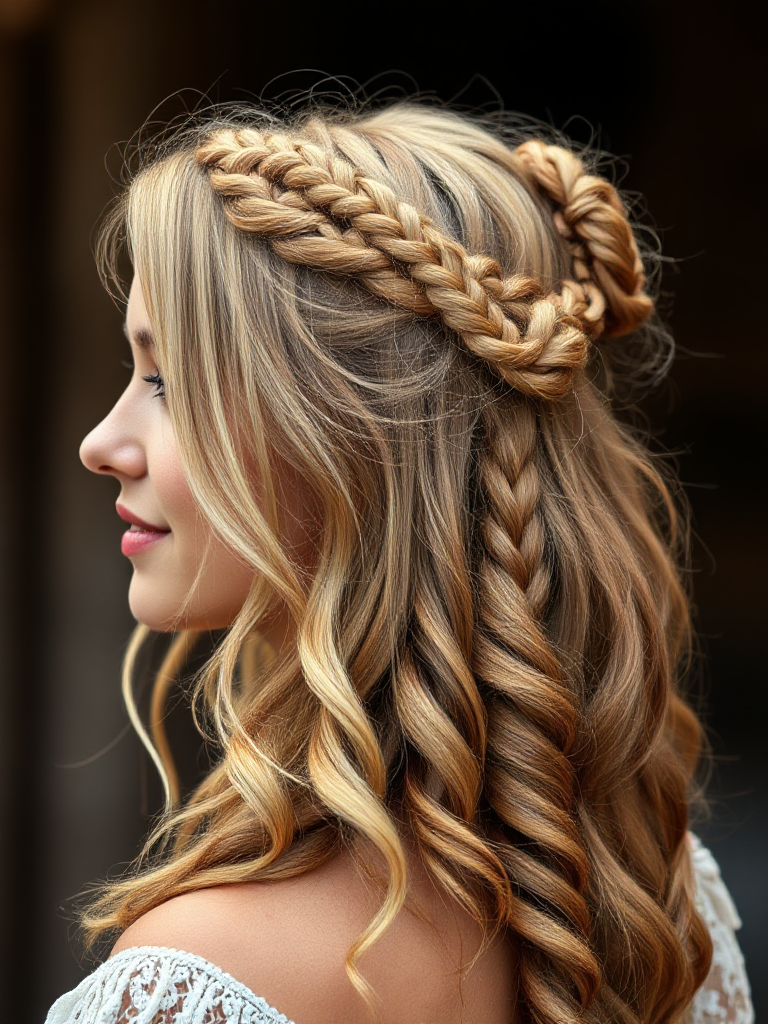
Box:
[80,275,310,646]
[111,834,518,1024]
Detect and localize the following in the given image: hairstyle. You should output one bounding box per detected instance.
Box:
[83,99,712,1024]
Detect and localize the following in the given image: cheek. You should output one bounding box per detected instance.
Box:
[153,439,199,530]
[132,430,254,631]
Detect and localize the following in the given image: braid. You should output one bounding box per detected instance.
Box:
[196,128,595,400]
[474,398,600,1020]
[513,140,653,337]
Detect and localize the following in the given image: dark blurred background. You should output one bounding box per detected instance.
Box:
[1,1,765,1021]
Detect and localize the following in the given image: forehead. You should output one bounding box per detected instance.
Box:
[125,276,155,348]
[126,275,149,323]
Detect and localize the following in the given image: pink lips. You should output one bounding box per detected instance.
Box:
[116,502,171,557]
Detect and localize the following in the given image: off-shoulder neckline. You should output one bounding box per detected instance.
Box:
[106,945,294,1023]
[102,838,714,1024]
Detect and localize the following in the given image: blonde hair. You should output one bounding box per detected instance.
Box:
[84,100,712,1023]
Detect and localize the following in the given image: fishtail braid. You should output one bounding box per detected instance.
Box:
[474,397,599,1020]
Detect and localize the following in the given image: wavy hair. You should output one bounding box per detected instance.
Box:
[82,100,712,1024]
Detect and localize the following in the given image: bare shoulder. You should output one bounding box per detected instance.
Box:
[111,851,360,958]
[110,845,517,1024]
[111,852,366,1022]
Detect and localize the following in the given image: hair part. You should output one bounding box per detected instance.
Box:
[84,99,711,1024]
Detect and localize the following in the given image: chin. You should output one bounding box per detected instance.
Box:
[128,577,190,632]
[128,578,241,632]
[129,601,185,632]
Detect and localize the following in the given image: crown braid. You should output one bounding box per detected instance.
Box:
[194,127,645,401]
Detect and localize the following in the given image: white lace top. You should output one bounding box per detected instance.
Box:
[45,835,754,1024]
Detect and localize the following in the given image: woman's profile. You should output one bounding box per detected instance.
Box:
[45,97,753,1024]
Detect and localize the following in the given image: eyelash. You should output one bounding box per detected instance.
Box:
[121,360,166,400]
[141,371,166,400]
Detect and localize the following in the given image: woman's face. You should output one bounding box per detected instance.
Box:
[80,276,301,643]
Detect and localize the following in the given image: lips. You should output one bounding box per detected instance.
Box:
[116,502,171,557]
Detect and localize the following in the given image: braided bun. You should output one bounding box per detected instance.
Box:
[195,126,651,398]
[513,140,653,338]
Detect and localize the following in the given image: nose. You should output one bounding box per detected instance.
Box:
[79,397,146,479]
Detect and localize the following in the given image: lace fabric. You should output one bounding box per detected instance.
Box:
[45,835,754,1024]
[685,835,755,1024]
[44,947,294,1024]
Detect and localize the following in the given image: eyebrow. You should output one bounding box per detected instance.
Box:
[122,320,156,349]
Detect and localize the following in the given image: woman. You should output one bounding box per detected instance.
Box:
[45,100,752,1024]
